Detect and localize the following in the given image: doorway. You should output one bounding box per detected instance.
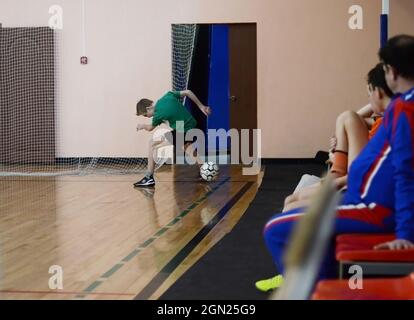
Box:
[172,23,257,162]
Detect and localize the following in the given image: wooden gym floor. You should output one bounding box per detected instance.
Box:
[0,165,262,300]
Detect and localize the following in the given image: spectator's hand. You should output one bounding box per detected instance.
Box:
[136,123,145,131]
[327,152,334,166]
[329,136,337,152]
[374,239,414,251]
[201,106,212,117]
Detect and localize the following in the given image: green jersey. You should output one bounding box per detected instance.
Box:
[152,91,197,133]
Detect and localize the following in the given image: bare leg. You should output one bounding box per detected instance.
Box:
[283,183,321,212]
[283,197,314,213]
[335,111,369,169]
[148,137,171,174]
[283,174,349,212]
[283,112,368,211]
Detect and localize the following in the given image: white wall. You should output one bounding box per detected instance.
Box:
[1,0,413,158]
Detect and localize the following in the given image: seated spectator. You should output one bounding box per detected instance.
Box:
[283,63,393,213]
[257,35,414,292]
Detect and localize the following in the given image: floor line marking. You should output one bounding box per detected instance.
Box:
[0,289,135,297]
[101,263,124,279]
[135,181,254,300]
[79,177,231,297]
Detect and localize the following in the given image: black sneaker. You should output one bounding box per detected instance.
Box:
[133,175,155,187]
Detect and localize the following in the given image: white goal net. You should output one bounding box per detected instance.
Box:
[0,24,197,176]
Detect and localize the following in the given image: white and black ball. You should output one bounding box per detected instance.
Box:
[200,162,219,182]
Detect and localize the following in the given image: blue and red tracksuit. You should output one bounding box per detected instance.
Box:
[264,86,414,278]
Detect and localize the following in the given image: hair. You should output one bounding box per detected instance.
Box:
[367,63,394,98]
[136,99,153,116]
[379,34,414,80]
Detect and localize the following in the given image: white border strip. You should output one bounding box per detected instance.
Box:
[361,146,391,199]
[265,213,304,229]
[382,0,390,15]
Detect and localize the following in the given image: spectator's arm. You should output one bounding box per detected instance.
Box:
[389,105,414,242]
[357,103,374,118]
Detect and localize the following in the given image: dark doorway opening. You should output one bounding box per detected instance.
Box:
[172,23,257,162]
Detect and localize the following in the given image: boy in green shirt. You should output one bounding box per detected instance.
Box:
[135,90,211,187]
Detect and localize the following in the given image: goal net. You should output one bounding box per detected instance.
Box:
[172,24,197,92]
[0,24,197,177]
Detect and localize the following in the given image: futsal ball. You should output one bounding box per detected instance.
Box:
[200,162,219,182]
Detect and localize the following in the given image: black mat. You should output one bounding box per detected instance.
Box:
[160,162,326,300]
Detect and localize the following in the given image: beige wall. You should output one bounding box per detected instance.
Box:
[0,0,413,158]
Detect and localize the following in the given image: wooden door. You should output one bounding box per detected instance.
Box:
[228,24,257,159]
